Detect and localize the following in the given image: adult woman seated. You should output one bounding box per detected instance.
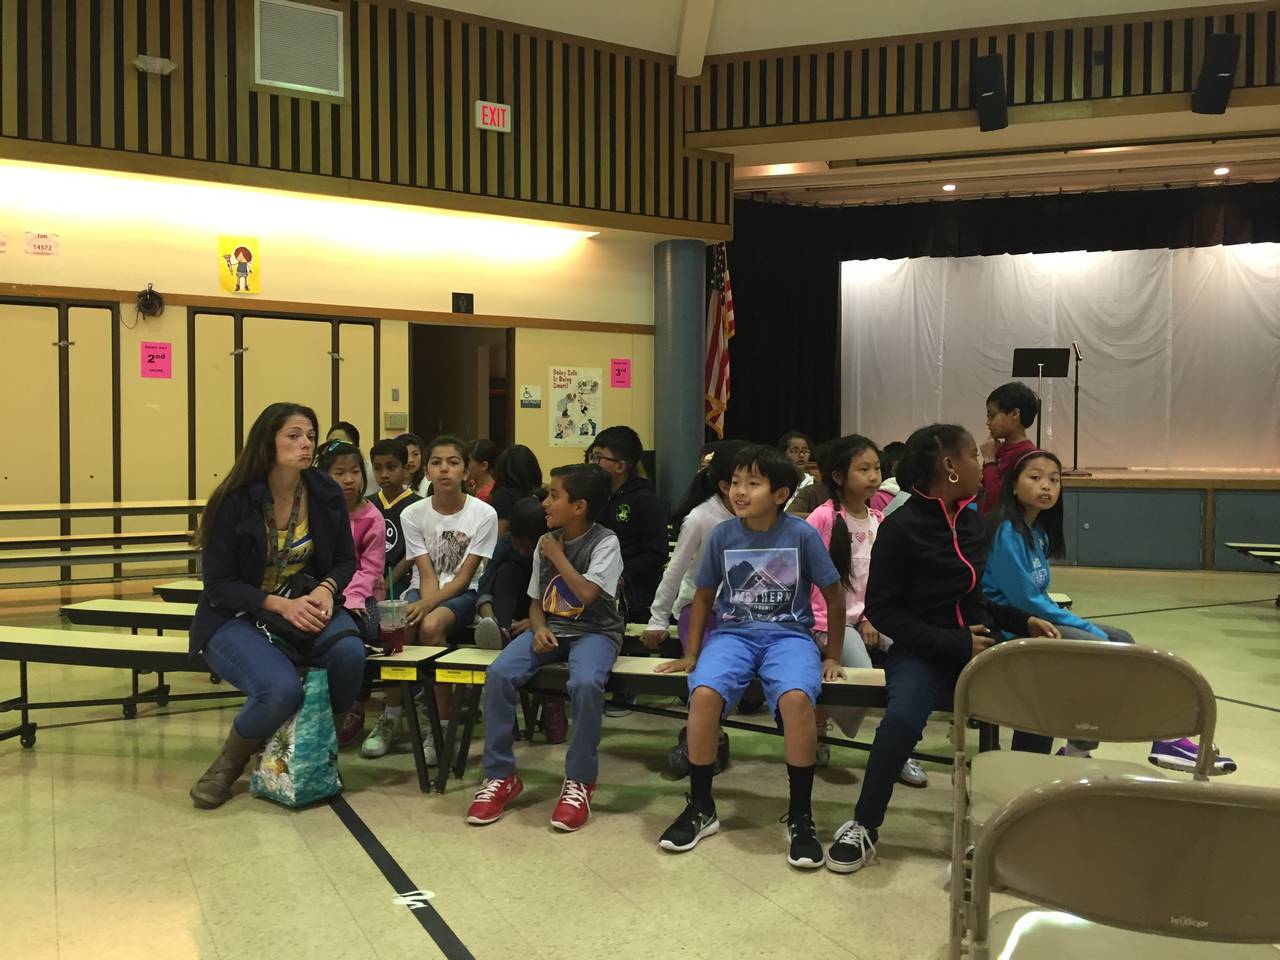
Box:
[189,401,365,809]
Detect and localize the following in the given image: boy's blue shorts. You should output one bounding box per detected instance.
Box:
[403,588,477,633]
[687,626,822,719]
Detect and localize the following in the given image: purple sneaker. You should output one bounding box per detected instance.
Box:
[1148,738,1237,775]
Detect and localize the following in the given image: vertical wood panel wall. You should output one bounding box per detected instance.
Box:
[0,0,731,231]
[686,3,1280,134]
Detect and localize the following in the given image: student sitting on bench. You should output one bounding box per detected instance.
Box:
[189,402,364,810]
[981,447,1237,773]
[466,464,624,832]
[823,424,1060,875]
[655,444,846,868]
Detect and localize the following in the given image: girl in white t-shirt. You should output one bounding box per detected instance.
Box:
[807,435,927,787]
[641,440,747,651]
[362,435,497,762]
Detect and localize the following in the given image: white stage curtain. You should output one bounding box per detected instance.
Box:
[840,244,1280,469]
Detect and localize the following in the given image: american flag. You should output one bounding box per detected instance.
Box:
[704,242,735,438]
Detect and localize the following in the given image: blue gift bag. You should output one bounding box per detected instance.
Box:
[251,669,342,807]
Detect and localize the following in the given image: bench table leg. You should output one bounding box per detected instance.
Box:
[400,680,433,793]
[0,660,38,748]
[452,684,483,781]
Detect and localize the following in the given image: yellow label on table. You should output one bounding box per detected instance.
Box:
[436,667,484,684]
[380,665,418,681]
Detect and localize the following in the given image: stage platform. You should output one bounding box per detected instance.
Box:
[1061,470,1280,571]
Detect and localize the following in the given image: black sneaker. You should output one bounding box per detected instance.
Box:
[658,796,719,852]
[783,812,825,869]
[826,819,877,874]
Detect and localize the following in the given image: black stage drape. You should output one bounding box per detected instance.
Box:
[722,181,1280,445]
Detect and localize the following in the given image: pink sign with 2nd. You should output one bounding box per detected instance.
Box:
[141,341,172,379]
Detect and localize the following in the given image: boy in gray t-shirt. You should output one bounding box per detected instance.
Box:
[467,464,623,833]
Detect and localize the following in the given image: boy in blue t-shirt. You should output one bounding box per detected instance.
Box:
[656,445,846,868]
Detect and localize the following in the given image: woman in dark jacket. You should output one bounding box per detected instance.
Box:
[823,423,1061,873]
[189,402,364,809]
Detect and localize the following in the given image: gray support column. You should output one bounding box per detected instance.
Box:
[653,239,706,506]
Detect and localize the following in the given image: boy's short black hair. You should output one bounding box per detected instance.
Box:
[880,441,907,477]
[550,463,611,521]
[508,496,549,542]
[731,444,797,503]
[987,381,1040,428]
[369,438,408,465]
[592,425,643,467]
[777,430,813,451]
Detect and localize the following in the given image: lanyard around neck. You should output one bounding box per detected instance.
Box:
[264,482,304,587]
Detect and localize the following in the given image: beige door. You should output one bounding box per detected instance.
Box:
[241,317,334,443]
[0,305,61,583]
[67,307,116,580]
[193,312,238,499]
[337,322,375,449]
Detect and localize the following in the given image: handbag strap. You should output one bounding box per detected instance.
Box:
[264,482,304,589]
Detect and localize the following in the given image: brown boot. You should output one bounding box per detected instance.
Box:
[190,726,262,809]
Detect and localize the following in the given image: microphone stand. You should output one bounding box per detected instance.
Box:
[1063,341,1092,477]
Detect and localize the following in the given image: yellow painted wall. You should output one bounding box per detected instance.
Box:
[0,161,659,569]
[513,329,655,476]
[0,160,656,326]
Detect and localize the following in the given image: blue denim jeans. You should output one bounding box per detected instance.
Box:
[854,645,961,836]
[203,610,367,740]
[481,630,617,783]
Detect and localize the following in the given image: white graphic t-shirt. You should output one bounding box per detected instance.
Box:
[402,494,498,592]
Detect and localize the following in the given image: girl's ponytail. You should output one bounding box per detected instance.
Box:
[671,439,748,535]
[827,493,853,587]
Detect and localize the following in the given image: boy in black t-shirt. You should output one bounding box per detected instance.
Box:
[368,438,422,598]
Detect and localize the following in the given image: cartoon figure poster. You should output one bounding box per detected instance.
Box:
[218,236,260,294]
[549,366,602,447]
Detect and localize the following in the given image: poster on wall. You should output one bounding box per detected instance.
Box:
[217,235,260,294]
[549,366,602,447]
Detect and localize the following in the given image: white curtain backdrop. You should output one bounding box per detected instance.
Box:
[840,245,1280,469]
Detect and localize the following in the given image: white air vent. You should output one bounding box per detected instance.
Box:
[255,0,344,98]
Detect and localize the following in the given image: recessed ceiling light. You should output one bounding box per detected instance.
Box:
[942,183,957,192]
[1213,166,1230,176]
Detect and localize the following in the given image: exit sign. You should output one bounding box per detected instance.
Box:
[474,99,511,133]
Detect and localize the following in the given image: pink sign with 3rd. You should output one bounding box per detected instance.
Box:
[141,341,172,379]
[610,358,631,388]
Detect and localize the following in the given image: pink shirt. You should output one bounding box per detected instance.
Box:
[346,499,387,610]
[805,501,882,633]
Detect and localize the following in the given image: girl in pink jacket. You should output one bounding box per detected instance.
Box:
[319,440,385,746]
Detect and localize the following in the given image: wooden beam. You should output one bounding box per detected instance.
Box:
[676,0,715,79]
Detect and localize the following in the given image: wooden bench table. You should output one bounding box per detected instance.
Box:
[0,500,205,520]
[153,580,205,602]
[419,646,953,794]
[0,542,200,570]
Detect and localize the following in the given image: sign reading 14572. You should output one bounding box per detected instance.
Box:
[474,99,511,133]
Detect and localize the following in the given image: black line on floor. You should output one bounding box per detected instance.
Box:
[329,794,474,960]
[1079,597,1277,619]
[1216,695,1280,715]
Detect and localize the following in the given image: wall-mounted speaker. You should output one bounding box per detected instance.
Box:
[1191,33,1240,115]
[973,54,1008,132]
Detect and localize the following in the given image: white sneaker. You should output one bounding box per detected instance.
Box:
[474,616,502,650]
[423,720,450,765]
[361,711,401,758]
[898,758,928,788]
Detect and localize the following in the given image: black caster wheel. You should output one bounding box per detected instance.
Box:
[20,732,36,748]
[122,702,138,719]
[157,697,170,708]
[209,673,222,684]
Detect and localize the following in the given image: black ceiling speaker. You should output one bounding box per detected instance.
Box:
[973,54,1008,132]
[1191,33,1240,114]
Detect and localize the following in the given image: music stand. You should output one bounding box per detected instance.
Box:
[1011,348,1070,448]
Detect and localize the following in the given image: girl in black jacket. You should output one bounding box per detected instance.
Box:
[188,402,363,809]
[823,424,1060,873]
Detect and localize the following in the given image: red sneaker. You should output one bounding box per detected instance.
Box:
[335,706,366,749]
[550,779,595,832]
[465,774,523,825]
